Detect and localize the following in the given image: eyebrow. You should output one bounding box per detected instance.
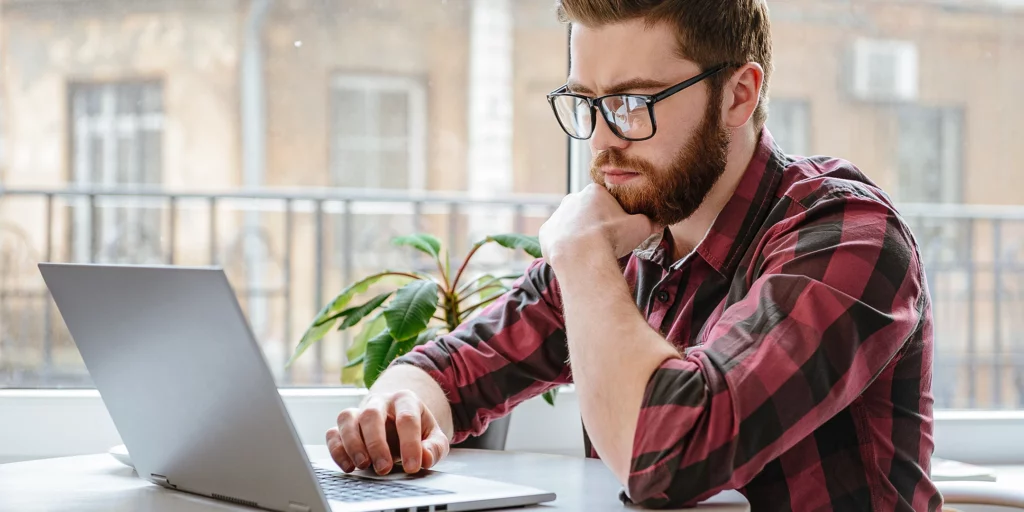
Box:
[566,77,673,96]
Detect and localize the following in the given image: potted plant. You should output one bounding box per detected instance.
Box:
[287,233,558,450]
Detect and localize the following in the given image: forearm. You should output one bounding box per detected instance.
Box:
[368,364,455,439]
[554,247,680,483]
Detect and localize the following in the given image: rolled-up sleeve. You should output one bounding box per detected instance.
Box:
[390,258,570,443]
[625,193,928,507]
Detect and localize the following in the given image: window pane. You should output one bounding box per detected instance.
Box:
[4,0,1018,411]
[378,91,409,138]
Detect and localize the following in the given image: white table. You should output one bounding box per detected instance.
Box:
[0,446,750,511]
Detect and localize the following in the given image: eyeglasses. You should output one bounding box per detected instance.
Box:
[546,63,729,142]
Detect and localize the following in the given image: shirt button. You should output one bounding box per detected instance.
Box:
[656,291,670,303]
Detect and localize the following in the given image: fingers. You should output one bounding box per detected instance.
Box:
[325,427,355,473]
[418,404,450,470]
[391,391,424,473]
[421,424,450,470]
[358,395,393,474]
[336,408,371,471]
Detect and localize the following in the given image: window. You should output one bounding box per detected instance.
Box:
[329,75,426,191]
[897,105,963,204]
[69,81,164,263]
[0,0,1019,423]
[766,99,811,156]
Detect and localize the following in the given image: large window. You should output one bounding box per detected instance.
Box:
[766,99,811,156]
[0,0,1021,417]
[69,81,164,263]
[330,75,426,191]
[897,105,963,204]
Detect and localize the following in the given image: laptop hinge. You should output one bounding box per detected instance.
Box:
[150,474,175,489]
[287,502,311,512]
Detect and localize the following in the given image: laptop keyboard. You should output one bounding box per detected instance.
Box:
[314,467,453,503]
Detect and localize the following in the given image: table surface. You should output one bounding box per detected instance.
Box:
[0,445,750,511]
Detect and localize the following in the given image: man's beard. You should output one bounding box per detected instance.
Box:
[589,88,731,227]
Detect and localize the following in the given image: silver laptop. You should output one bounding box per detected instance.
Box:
[39,263,556,512]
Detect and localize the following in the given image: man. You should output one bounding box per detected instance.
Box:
[326,1,939,510]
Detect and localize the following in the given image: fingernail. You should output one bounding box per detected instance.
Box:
[354,453,367,467]
[407,457,419,470]
[374,458,388,473]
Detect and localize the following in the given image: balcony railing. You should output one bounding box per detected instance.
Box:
[1,186,1022,409]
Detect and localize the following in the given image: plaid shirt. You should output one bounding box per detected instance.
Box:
[394,129,939,511]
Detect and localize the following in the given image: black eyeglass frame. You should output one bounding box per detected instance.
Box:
[546,63,730,142]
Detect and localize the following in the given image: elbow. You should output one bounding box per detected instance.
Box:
[624,462,707,509]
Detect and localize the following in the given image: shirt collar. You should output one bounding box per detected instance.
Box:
[632,127,787,276]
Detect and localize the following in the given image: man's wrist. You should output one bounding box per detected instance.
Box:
[546,234,615,271]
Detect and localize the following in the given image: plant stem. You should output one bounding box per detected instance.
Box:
[450,242,484,294]
[444,291,461,332]
[455,273,519,296]
[435,257,451,293]
[458,282,514,304]
[385,271,426,281]
[458,295,502,320]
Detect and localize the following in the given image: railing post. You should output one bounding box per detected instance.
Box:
[314,199,325,384]
[43,194,55,381]
[966,218,976,408]
[448,202,459,262]
[993,218,1004,407]
[208,197,218,266]
[283,199,294,384]
[167,196,177,265]
[342,200,353,359]
[89,194,98,263]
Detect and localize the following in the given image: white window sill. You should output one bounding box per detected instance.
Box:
[0,388,1020,466]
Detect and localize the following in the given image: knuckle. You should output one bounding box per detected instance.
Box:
[390,389,418,403]
[357,408,384,425]
[394,411,419,428]
[336,408,357,425]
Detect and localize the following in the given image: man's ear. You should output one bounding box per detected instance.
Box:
[722,63,763,129]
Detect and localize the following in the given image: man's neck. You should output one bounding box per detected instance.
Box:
[668,126,760,262]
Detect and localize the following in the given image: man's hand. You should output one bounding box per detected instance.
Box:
[539,184,660,267]
[326,390,450,475]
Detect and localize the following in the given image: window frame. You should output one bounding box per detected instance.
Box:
[329,74,427,192]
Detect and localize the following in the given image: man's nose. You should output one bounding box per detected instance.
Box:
[589,110,630,154]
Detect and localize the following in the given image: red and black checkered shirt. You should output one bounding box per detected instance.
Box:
[394,129,939,511]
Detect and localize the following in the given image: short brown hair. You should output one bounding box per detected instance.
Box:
[556,0,773,129]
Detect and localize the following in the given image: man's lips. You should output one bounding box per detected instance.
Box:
[602,168,640,185]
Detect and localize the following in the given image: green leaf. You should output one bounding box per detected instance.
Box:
[384,280,440,341]
[287,272,413,367]
[343,354,364,369]
[363,328,395,388]
[341,360,364,386]
[413,326,443,347]
[485,234,542,259]
[392,234,442,261]
[347,312,386,362]
[542,387,559,406]
[383,337,416,368]
[336,292,392,331]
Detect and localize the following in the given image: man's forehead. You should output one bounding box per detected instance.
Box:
[568,21,697,93]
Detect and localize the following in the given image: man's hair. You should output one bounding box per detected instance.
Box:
[556,0,773,129]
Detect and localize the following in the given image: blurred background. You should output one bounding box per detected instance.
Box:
[0,0,1021,411]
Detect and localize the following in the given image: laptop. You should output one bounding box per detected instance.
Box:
[39,263,556,512]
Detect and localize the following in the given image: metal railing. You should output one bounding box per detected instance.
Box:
[1,187,1023,409]
[0,186,561,387]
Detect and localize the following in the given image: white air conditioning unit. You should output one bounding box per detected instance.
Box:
[848,38,919,103]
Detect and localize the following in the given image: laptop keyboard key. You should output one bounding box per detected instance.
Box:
[314,469,453,503]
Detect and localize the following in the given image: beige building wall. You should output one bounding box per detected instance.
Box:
[0,0,243,268]
[1,0,1023,392]
[770,0,1024,205]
